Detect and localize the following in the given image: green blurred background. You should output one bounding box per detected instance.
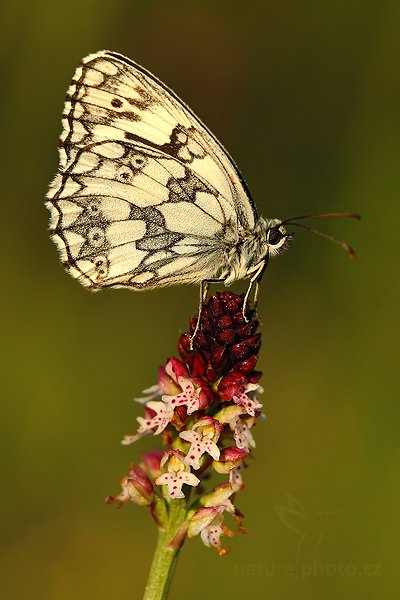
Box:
[1,1,399,598]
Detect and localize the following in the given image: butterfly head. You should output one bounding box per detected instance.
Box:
[259,211,361,260]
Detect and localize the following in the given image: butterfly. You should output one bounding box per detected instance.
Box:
[46,51,358,334]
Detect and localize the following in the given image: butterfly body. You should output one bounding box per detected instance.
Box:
[46,51,289,295]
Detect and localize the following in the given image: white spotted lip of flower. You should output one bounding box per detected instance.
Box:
[188,505,233,556]
[229,467,244,492]
[234,416,256,450]
[232,382,263,416]
[216,405,256,451]
[155,450,200,499]
[138,356,211,416]
[124,357,212,444]
[162,376,201,415]
[136,400,174,435]
[179,417,223,470]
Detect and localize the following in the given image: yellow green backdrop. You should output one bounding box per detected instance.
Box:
[1,1,398,598]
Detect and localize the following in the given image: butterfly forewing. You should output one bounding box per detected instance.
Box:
[47,51,257,289]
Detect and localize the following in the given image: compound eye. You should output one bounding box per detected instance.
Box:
[268,227,284,245]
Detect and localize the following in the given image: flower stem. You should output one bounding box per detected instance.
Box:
[142,499,187,600]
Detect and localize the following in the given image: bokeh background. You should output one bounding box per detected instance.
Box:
[1,1,399,598]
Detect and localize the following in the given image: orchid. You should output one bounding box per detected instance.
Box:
[231,382,263,416]
[136,400,175,435]
[108,292,266,598]
[154,450,200,499]
[188,505,233,556]
[179,417,222,469]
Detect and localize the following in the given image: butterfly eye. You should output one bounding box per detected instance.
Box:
[268,227,284,246]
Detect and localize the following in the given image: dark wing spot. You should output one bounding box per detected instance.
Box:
[119,110,141,122]
[111,98,123,108]
[136,232,182,251]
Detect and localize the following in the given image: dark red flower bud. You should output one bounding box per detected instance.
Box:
[141,450,163,479]
[210,346,227,371]
[235,321,256,339]
[219,446,249,462]
[234,355,258,374]
[219,329,235,345]
[177,332,192,360]
[218,315,233,329]
[232,311,246,326]
[218,371,247,401]
[229,341,250,361]
[188,351,207,377]
[197,385,213,410]
[245,334,262,350]
[210,296,224,317]
[248,370,262,383]
[200,314,212,334]
[194,330,207,349]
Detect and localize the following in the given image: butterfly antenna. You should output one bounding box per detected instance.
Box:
[288,222,356,259]
[282,212,361,223]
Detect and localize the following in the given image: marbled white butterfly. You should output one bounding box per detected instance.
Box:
[46,51,357,330]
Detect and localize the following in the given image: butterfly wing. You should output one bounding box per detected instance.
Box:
[46,51,257,289]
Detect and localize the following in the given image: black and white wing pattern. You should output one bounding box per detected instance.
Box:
[46,51,257,290]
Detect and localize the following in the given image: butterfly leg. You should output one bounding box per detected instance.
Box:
[242,260,268,322]
[253,257,269,321]
[253,280,263,324]
[191,278,225,349]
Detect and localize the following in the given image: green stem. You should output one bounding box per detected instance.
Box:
[142,499,187,600]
